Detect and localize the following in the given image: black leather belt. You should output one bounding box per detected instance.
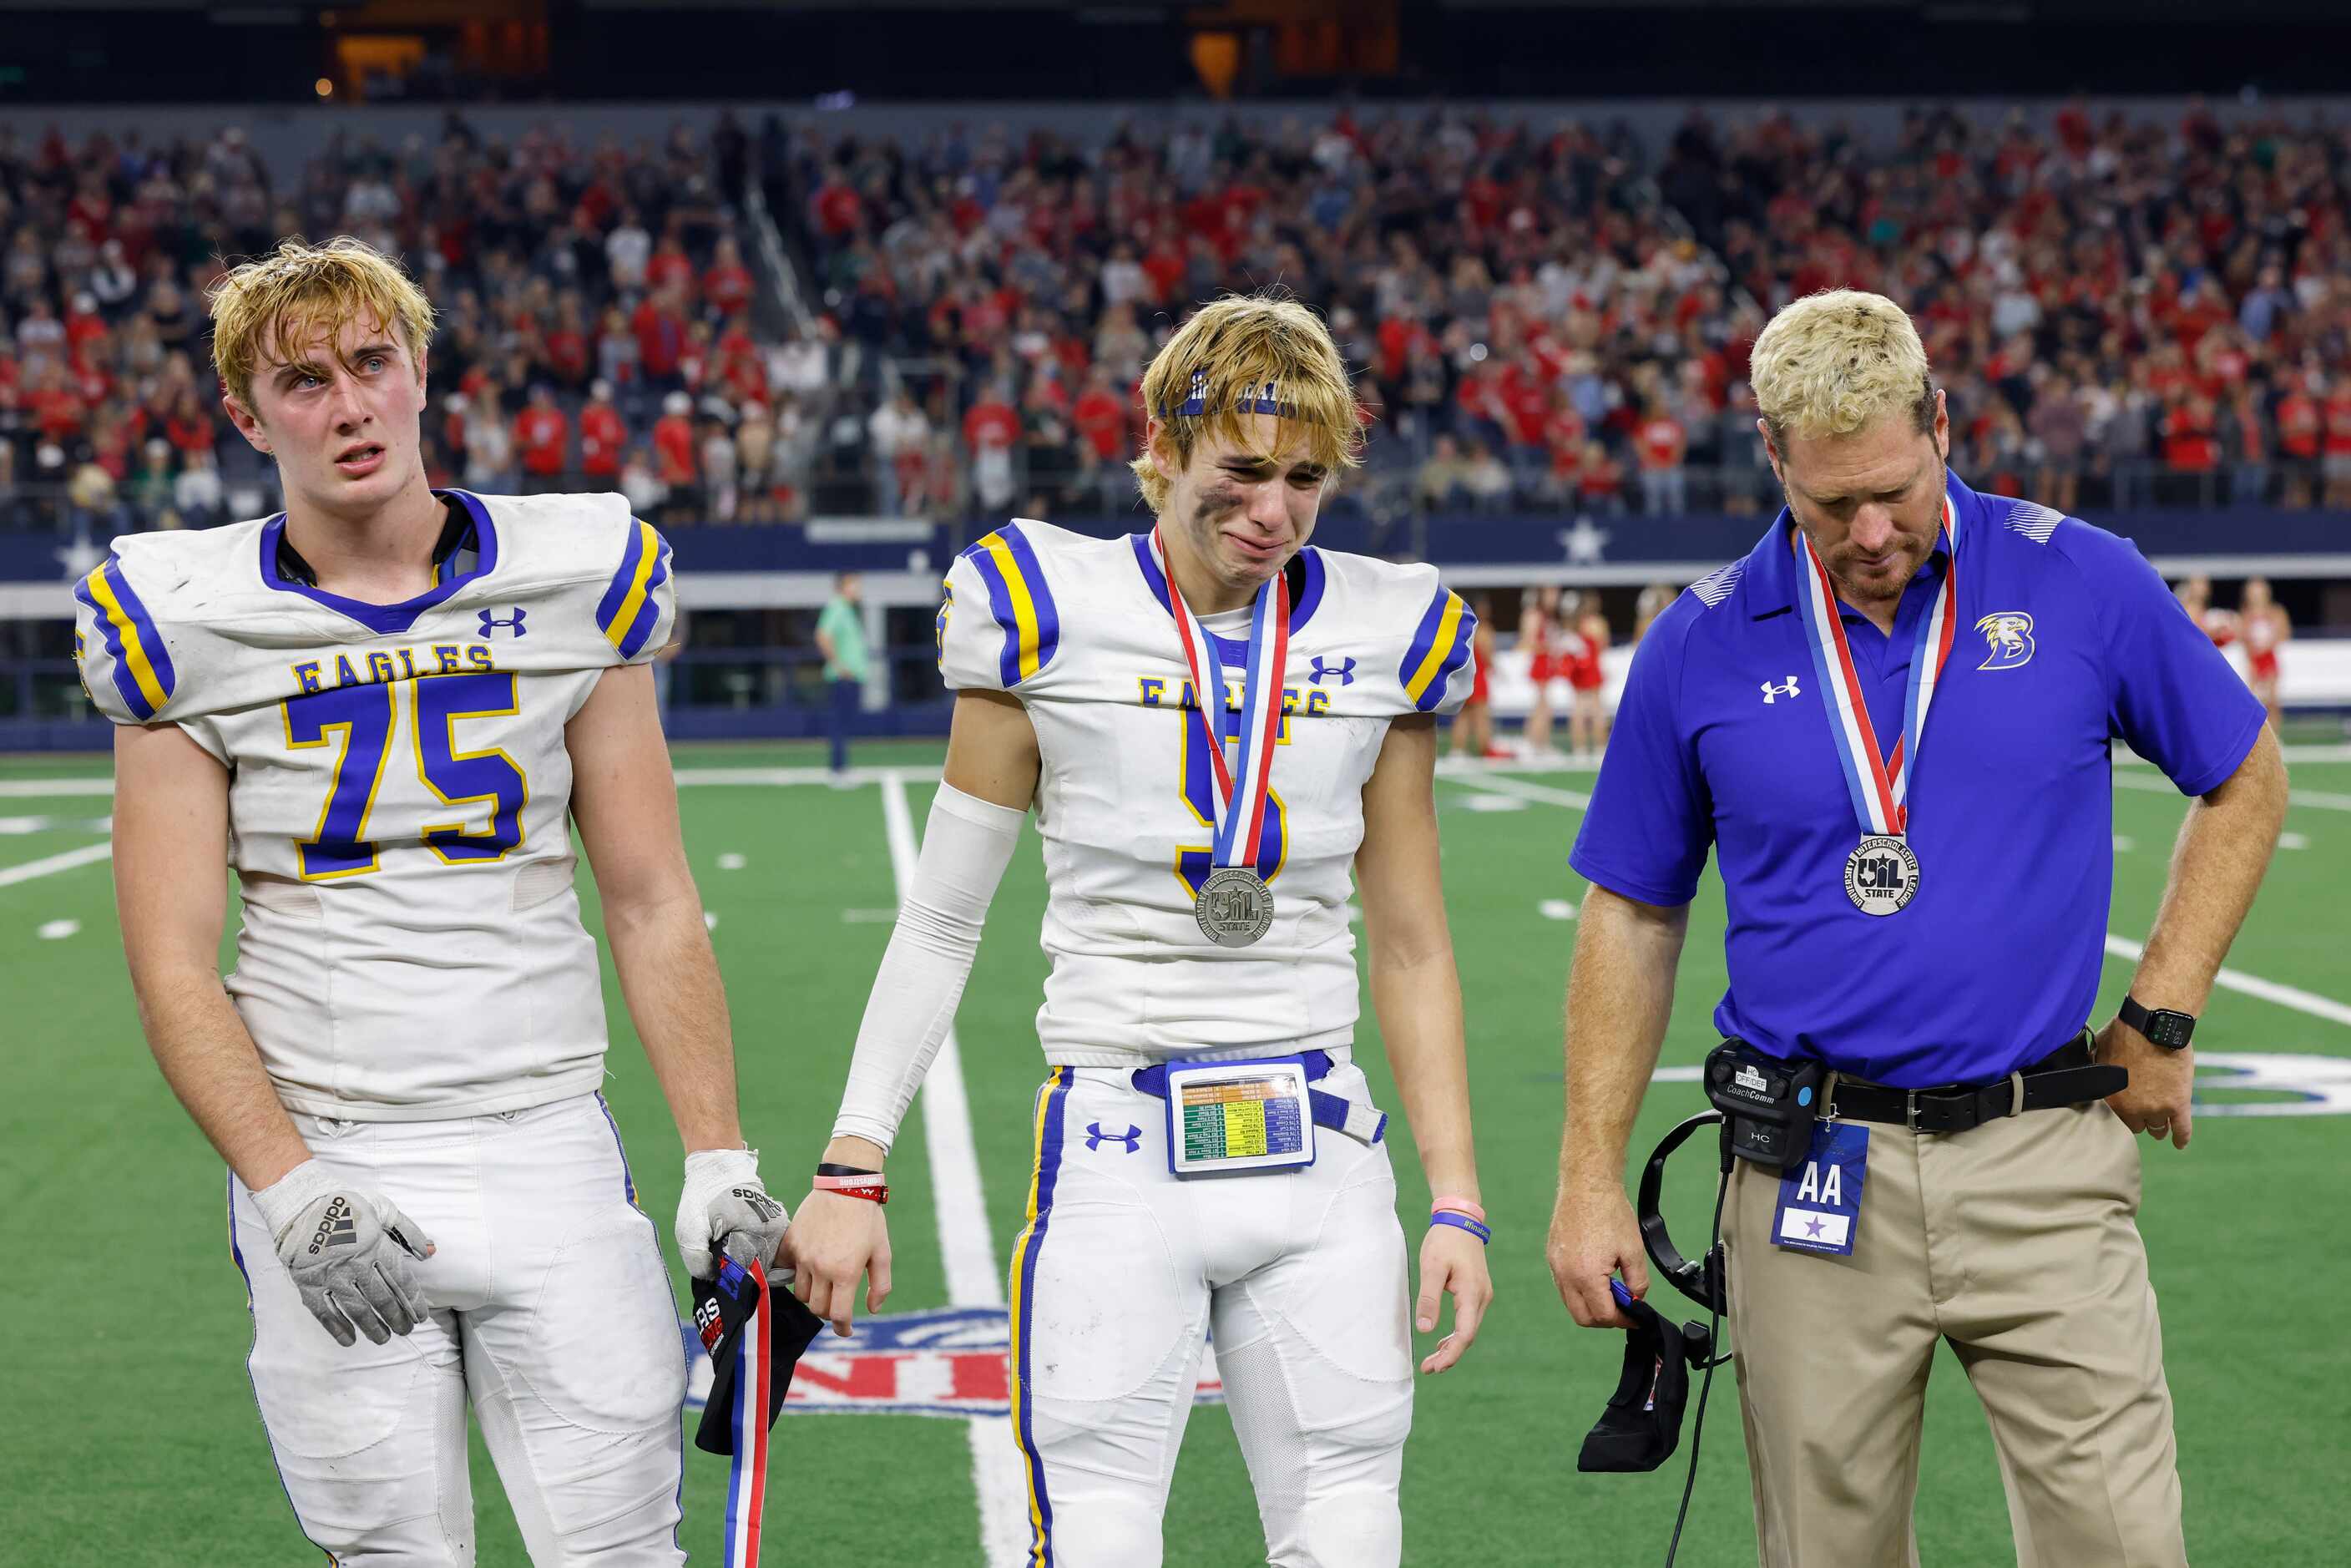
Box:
[1823,1033,2125,1135]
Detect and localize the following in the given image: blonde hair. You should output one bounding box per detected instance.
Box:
[1748,289,1935,447]
[209,235,436,409]
[1131,294,1363,513]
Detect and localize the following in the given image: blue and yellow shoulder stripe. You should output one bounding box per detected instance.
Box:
[1400,582,1477,712]
[595,518,674,660]
[74,555,178,721]
[958,524,1061,687]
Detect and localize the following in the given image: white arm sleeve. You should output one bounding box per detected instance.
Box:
[830,781,1025,1152]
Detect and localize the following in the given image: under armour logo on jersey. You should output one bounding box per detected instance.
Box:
[1760,675,1802,705]
[1084,1122,1142,1154]
[478,608,528,638]
[1309,655,1357,686]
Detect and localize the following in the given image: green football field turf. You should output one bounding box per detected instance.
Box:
[2,736,2343,1565]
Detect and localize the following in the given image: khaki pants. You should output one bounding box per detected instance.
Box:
[1725,1101,2187,1567]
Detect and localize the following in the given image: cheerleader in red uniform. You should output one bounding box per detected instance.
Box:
[2240,576,2289,729]
[1520,584,1559,756]
[1563,592,1610,758]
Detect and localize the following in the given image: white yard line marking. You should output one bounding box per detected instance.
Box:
[37,918,79,939]
[675,765,942,788]
[877,771,1029,1568]
[2113,835,2136,853]
[0,842,112,890]
[2103,933,2351,1031]
[2114,743,2351,767]
[840,908,900,923]
[0,816,58,834]
[1457,793,1528,812]
[0,780,114,799]
[1442,771,1593,812]
[2113,768,2351,814]
[715,852,747,871]
[2279,832,2310,851]
[1539,898,1578,921]
[2288,789,2351,813]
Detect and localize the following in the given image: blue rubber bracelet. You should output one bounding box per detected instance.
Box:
[1429,1210,1490,1245]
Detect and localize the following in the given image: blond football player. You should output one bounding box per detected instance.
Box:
[80,237,784,1562]
[784,296,1493,1566]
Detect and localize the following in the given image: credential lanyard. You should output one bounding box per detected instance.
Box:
[1790,497,1959,837]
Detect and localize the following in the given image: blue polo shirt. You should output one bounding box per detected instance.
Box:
[1570,473,2267,1087]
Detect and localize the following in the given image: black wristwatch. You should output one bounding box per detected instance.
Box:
[2118,994,2197,1051]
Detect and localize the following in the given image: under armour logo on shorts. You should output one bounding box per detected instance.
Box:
[1084,1122,1142,1154]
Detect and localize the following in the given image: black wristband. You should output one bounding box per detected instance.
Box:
[817,1161,882,1178]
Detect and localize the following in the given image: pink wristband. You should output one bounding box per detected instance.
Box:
[1430,1195,1485,1224]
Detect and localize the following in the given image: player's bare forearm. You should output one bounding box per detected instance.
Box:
[1358,715,1479,1198]
[1369,951,1479,1199]
[112,721,311,1189]
[1559,885,1687,1194]
[569,663,744,1153]
[604,893,744,1152]
[2127,726,2288,1014]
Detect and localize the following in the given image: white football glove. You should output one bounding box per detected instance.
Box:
[250,1160,434,1349]
[676,1147,791,1281]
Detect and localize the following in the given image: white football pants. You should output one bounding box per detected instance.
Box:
[228,1093,687,1565]
[1007,1061,1414,1568]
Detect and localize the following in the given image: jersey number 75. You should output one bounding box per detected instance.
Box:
[282,671,528,880]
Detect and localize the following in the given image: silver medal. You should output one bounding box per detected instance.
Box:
[1843,834,1919,916]
[1194,865,1275,946]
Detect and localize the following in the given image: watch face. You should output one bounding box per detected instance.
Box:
[2146,1010,2195,1049]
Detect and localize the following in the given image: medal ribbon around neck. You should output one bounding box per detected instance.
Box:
[1792,495,1959,837]
[1150,526,1288,874]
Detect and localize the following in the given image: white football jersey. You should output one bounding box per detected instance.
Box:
[75,490,676,1120]
[938,521,1477,1067]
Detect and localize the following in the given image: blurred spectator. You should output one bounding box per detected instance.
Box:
[513,385,570,494]
[464,389,517,493]
[704,236,754,321]
[2325,379,2351,510]
[867,387,929,518]
[653,391,700,522]
[173,448,225,527]
[2028,372,2086,517]
[1635,402,1688,515]
[700,416,739,523]
[2278,374,2321,508]
[579,380,627,489]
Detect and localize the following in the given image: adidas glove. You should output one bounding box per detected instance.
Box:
[250,1160,435,1349]
[676,1147,791,1280]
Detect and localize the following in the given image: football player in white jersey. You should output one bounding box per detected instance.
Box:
[783,296,1493,1567]
[79,237,788,1563]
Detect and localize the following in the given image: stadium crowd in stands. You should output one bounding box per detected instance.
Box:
[4,99,2348,534]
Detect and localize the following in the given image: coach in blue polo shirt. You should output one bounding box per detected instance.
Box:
[1545,290,2287,1566]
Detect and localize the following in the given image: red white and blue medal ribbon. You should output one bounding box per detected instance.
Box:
[1792,496,1959,838]
[721,1259,771,1568]
[1151,525,1287,877]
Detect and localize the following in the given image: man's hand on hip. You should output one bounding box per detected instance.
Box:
[252,1160,436,1348]
[676,1147,791,1279]
[2096,1018,2195,1150]
[1547,1180,1649,1330]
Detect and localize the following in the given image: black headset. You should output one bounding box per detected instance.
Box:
[1636,1110,1730,1318]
